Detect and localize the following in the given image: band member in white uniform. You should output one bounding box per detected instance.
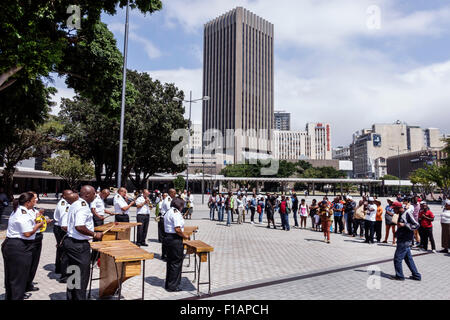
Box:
[91,189,115,227]
[53,190,73,275]
[159,189,175,261]
[136,189,151,246]
[63,186,102,300]
[164,197,189,292]
[1,192,44,300]
[113,187,135,222]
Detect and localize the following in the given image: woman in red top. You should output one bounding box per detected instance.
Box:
[418,202,436,252]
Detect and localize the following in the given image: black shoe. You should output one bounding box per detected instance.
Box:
[266,225,270,228]
[408,276,421,281]
[166,287,182,292]
[26,286,39,292]
[141,243,148,247]
[23,292,32,300]
[439,249,449,253]
[389,275,405,281]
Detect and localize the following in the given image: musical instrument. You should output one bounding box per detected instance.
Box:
[35,215,49,232]
[183,240,214,296]
[95,222,142,242]
[89,240,154,299]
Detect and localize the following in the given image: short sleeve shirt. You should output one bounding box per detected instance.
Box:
[54,198,70,226]
[160,196,172,216]
[91,195,106,216]
[6,206,36,240]
[164,208,184,233]
[136,196,150,215]
[67,199,94,240]
[365,204,377,221]
[114,194,129,215]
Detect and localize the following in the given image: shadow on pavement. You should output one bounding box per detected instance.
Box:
[304,238,326,243]
[353,269,394,280]
[49,292,67,300]
[43,263,60,280]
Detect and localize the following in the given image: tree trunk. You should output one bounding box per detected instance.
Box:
[2,167,16,198]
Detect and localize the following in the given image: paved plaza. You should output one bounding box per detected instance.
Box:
[1,196,449,300]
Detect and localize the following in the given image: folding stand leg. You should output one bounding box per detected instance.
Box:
[115,262,125,300]
[88,250,99,299]
[208,252,211,295]
[196,254,201,296]
[142,260,145,300]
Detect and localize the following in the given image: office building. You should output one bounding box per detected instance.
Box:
[202,7,274,164]
[274,111,290,131]
[387,149,448,179]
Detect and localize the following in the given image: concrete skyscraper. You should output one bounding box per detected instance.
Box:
[202,7,274,164]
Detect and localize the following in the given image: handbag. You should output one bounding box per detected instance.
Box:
[391,213,399,225]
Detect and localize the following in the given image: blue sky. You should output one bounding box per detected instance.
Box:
[52,0,450,147]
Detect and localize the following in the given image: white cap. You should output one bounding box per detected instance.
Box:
[420,201,427,205]
[346,196,353,200]
[368,197,374,201]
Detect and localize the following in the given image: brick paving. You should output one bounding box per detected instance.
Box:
[0,196,448,300]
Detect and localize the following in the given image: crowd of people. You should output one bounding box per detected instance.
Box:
[1,185,450,300]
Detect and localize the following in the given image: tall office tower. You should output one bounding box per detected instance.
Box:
[274,111,290,131]
[202,7,274,164]
[306,123,332,160]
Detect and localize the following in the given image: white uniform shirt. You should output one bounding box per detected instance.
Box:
[365,204,377,221]
[91,195,106,216]
[114,194,129,215]
[187,195,194,208]
[67,199,94,240]
[6,206,36,240]
[136,196,150,215]
[54,198,70,226]
[164,208,184,233]
[160,196,172,216]
[31,208,42,234]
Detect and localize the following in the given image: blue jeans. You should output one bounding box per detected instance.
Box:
[281,214,290,230]
[259,209,264,223]
[209,204,216,220]
[394,241,421,280]
[218,206,224,221]
[226,209,231,225]
[292,209,298,227]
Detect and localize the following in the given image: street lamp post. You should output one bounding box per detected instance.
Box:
[173,92,209,193]
[389,146,408,194]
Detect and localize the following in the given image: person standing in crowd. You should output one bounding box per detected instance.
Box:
[249,193,257,225]
[440,199,450,253]
[208,191,217,221]
[159,189,175,261]
[0,186,10,224]
[418,201,436,252]
[411,196,421,247]
[113,187,136,222]
[299,199,308,229]
[27,191,53,293]
[2,192,45,300]
[332,197,344,234]
[163,197,189,292]
[279,195,290,231]
[257,196,265,224]
[236,194,244,224]
[309,199,319,231]
[344,196,356,236]
[265,193,276,229]
[135,189,151,247]
[230,192,236,223]
[52,190,72,277]
[291,194,299,228]
[90,189,115,227]
[184,191,194,219]
[353,200,366,238]
[364,197,377,244]
[383,199,397,245]
[225,192,232,227]
[63,185,103,300]
[390,201,421,281]
[319,200,333,243]
[218,193,226,222]
[374,199,383,243]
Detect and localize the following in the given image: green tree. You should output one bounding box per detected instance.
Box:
[380,174,400,180]
[43,150,94,191]
[173,176,186,193]
[409,167,436,196]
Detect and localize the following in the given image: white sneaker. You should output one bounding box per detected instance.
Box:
[432,250,437,253]
[251,222,254,225]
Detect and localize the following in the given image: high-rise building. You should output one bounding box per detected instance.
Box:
[274,111,290,131]
[202,7,274,164]
[306,123,332,160]
[350,121,445,178]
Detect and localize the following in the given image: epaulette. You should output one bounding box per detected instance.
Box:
[65,207,69,212]
[61,201,66,206]
[81,201,87,206]
[22,209,27,214]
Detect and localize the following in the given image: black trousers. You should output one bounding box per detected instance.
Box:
[346,214,354,235]
[136,214,150,245]
[63,237,91,300]
[250,207,256,222]
[115,214,130,223]
[364,220,375,243]
[93,215,104,227]
[164,233,184,290]
[375,221,383,242]
[334,216,344,233]
[419,226,436,250]
[53,225,64,273]
[158,219,167,259]
[1,238,34,300]
[354,219,365,237]
[27,232,43,289]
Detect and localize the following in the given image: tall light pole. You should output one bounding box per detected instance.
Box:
[117,0,130,188]
[173,92,210,192]
[389,146,408,194]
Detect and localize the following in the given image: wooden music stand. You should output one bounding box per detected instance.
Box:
[88,240,154,300]
[183,240,214,296]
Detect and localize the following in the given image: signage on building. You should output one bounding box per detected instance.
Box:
[373,134,382,147]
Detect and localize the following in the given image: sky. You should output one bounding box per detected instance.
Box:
[50,0,450,147]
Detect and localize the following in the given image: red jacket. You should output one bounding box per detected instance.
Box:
[419,210,434,228]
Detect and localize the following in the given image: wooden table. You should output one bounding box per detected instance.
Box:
[95,222,141,243]
[88,240,154,300]
[182,226,199,267]
[183,240,214,296]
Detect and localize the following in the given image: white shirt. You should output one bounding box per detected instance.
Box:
[54,198,70,226]
[136,196,150,215]
[114,194,129,215]
[67,199,94,240]
[91,195,106,216]
[187,195,194,208]
[30,208,43,234]
[160,196,172,216]
[6,206,36,240]
[365,204,377,221]
[164,208,184,233]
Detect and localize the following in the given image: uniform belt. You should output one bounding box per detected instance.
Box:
[165,233,182,238]
[67,237,90,243]
[5,237,34,244]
